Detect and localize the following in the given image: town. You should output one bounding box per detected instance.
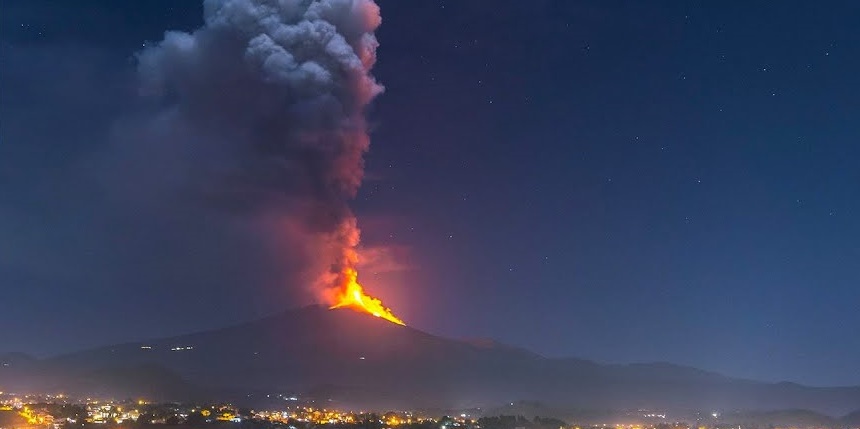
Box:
[0,392,850,429]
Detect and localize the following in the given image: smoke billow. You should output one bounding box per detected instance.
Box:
[134,0,384,303]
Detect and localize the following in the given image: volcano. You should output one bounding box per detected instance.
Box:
[3,306,860,415]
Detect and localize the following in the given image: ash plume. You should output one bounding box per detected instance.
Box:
[134,0,384,302]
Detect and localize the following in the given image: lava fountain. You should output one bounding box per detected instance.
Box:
[329,267,405,325]
[318,201,405,325]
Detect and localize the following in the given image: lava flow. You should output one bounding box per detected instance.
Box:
[329,267,405,326]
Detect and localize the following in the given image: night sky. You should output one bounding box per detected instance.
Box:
[2,1,859,387]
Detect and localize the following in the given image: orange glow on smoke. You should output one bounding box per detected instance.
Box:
[329,267,405,326]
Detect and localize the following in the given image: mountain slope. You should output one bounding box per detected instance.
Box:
[842,409,860,426]
[5,306,860,415]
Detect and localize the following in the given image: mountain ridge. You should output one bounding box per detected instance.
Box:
[2,306,859,415]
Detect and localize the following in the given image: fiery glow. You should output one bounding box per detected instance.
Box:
[329,267,405,326]
[320,218,405,325]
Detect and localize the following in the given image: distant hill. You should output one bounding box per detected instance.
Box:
[2,306,860,416]
[721,409,837,427]
[842,409,860,427]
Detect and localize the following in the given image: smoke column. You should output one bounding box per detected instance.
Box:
[135,0,383,305]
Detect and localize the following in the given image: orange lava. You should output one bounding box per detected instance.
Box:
[328,267,405,326]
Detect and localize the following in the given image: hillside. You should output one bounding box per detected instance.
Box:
[2,306,859,415]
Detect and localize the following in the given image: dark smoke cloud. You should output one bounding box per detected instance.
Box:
[0,0,384,352]
[124,0,384,299]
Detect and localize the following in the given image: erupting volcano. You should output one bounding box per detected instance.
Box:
[328,266,405,326]
[137,0,402,325]
[315,217,405,326]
